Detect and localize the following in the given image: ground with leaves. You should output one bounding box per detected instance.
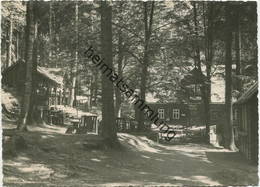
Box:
[3,122,258,187]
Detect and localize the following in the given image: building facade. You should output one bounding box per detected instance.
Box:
[233,82,258,164]
[147,102,225,127]
[2,60,63,108]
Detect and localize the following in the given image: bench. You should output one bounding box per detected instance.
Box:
[66,115,98,134]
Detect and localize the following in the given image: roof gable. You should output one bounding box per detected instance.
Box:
[235,82,258,104]
[2,61,63,87]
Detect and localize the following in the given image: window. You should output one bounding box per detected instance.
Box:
[190,84,201,96]
[158,109,164,119]
[173,109,180,119]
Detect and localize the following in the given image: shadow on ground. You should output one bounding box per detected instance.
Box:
[3,122,258,187]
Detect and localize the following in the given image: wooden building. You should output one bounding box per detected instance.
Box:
[233,82,258,164]
[2,60,63,108]
[147,102,225,127]
[147,102,190,125]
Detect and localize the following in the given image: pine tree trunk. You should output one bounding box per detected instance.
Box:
[86,75,93,111]
[205,3,213,144]
[27,21,39,125]
[115,32,123,118]
[224,4,237,151]
[16,32,19,61]
[235,5,241,92]
[139,57,148,131]
[138,2,154,131]
[203,2,214,143]
[17,1,35,131]
[20,29,25,61]
[192,2,201,70]
[70,2,79,107]
[87,9,94,110]
[69,57,73,106]
[93,70,98,106]
[7,14,13,68]
[5,30,9,68]
[48,2,52,65]
[53,9,57,68]
[70,77,77,107]
[193,2,210,142]
[100,1,118,147]
[2,35,6,70]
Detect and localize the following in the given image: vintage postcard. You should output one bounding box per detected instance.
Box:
[1,1,258,186]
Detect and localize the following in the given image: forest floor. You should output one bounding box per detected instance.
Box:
[3,121,258,187]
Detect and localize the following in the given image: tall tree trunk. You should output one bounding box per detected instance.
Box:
[100,1,118,147]
[87,10,94,111]
[115,31,123,118]
[92,69,98,106]
[16,32,19,61]
[86,75,93,111]
[27,20,39,125]
[20,28,25,61]
[48,2,53,65]
[70,76,77,107]
[70,2,79,107]
[69,53,73,106]
[5,30,9,68]
[2,35,6,70]
[89,80,93,109]
[53,8,57,68]
[224,4,237,151]
[89,12,97,109]
[193,2,210,142]
[193,2,201,71]
[234,5,241,93]
[7,14,13,68]
[39,33,45,66]
[17,1,35,131]
[138,2,154,131]
[203,2,214,143]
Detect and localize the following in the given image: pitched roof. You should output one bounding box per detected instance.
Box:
[181,68,206,85]
[2,60,63,86]
[37,66,63,86]
[234,82,258,105]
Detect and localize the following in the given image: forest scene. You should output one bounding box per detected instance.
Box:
[1,1,258,186]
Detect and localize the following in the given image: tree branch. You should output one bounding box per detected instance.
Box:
[112,21,143,40]
[125,49,143,64]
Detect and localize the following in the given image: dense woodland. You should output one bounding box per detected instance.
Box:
[1,1,257,149]
[1,1,259,186]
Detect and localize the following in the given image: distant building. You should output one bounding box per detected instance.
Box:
[146,102,225,127]
[144,65,226,127]
[146,102,189,125]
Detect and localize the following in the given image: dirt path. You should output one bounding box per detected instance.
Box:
[3,124,258,186]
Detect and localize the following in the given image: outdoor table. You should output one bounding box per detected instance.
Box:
[71,118,80,128]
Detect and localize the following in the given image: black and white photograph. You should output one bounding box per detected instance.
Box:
[1,1,258,186]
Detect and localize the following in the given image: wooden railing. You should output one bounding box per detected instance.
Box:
[116,118,138,132]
